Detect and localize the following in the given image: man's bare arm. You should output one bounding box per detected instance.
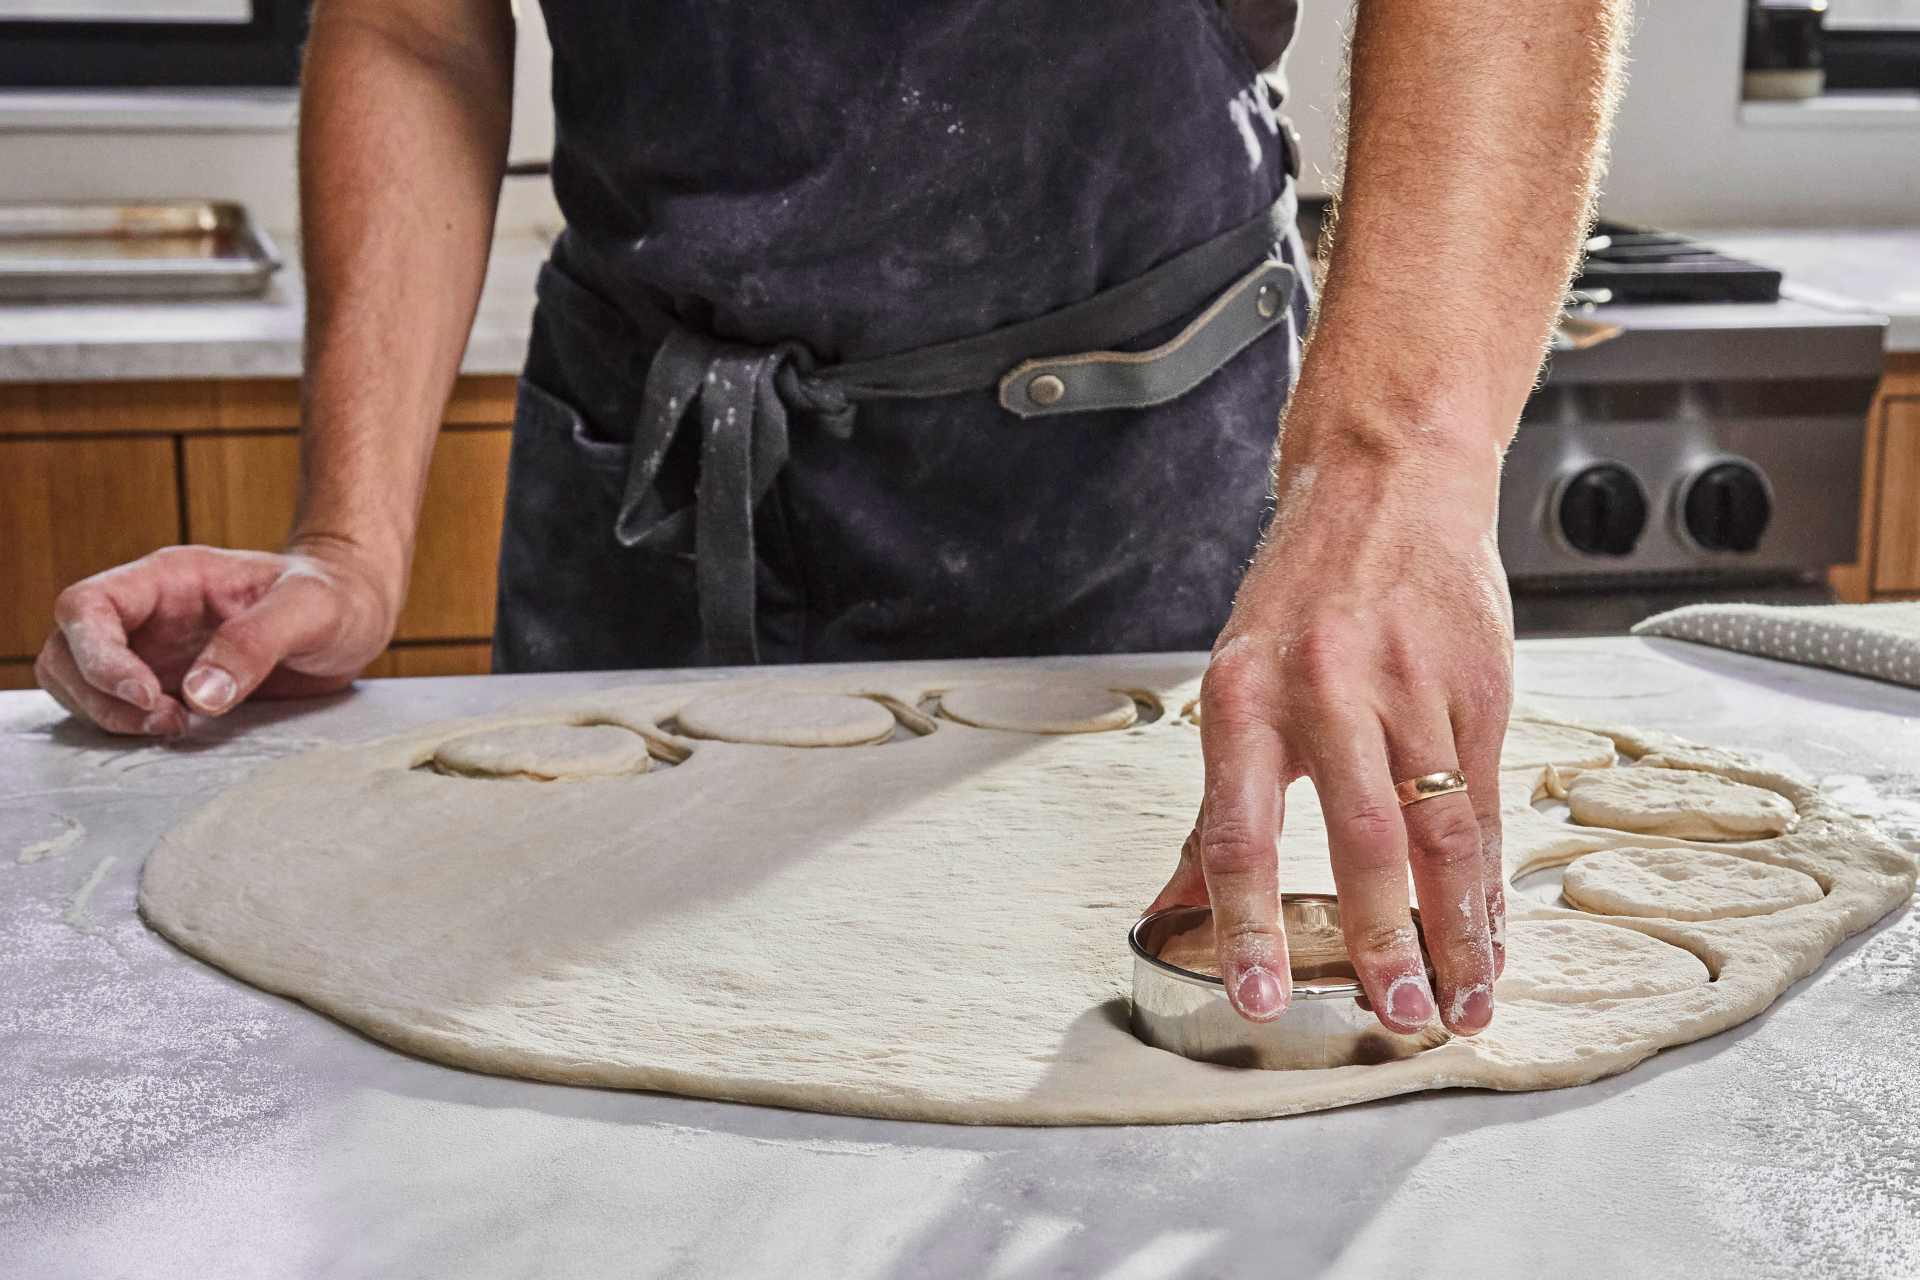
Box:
[1157,0,1630,1032]
[295,0,518,602]
[33,0,516,734]
[1301,0,1629,457]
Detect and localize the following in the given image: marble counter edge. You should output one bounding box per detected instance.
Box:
[0,232,550,385]
[1683,225,1920,354]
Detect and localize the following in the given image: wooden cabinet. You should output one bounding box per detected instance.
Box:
[397,432,513,641]
[362,642,495,678]
[177,432,296,550]
[181,428,512,641]
[0,375,515,679]
[1833,354,1920,603]
[0,437,181,655]
[1870,397,1920,594]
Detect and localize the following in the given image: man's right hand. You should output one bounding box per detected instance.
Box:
[34,538,400,737]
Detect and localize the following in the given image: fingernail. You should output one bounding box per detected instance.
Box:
[1231,965,1289,1021]
[1386,973,1436,1027]
[142,710,183,738]
[116,679,155,711]
[1449,984,1494,1033]
[184,666,237,713]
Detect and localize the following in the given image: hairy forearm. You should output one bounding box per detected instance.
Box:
[1289,0,1630,470]
[293,0,515,604]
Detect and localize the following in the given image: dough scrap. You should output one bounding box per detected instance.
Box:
[1562,846,1824,921]
[1502,721,1617,771]
[1566,767,1796,841]
[675,688,896,747]
[431,723,652,780]
[1495,918,1709,1002]
[938,683,1137,734]
[138,670,1916,1126]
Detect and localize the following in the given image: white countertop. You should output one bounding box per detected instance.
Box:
[0,231,549,384]
[1690,227,1920,354]
[2,639,1918,1278]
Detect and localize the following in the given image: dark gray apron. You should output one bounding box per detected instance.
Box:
[497,0,1310,672]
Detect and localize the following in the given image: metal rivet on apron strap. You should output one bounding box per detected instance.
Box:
[1027,374,1067,407]
[1256,282,1280,319]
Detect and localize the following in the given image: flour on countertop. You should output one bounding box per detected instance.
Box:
[16,814,83,865]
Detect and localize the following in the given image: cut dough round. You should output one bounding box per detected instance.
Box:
[1566,767,1796,841]
[674,688,896,747]
[432,723,652,780]
[1497,918,1709,1002]
[939,684,1136,734]
[1562,846,1823,921]
[1502,721,1616,771]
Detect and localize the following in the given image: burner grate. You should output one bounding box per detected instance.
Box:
[1573,223,1783,304]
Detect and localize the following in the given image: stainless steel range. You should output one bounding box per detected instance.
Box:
[1500,225,1886,634]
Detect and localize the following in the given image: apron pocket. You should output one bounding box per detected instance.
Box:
[518,377,633,475]
[493,377,704,672]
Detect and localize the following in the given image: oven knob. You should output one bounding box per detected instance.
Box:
[1558,463,1648,556]
[1683,461,1772,552]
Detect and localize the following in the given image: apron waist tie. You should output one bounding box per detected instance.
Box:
[566,185,1300,665]
[611,330,854,666]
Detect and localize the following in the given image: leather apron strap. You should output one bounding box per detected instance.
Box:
[536,186,1299,665]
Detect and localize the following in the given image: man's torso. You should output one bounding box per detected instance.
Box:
[497,0,1308,671]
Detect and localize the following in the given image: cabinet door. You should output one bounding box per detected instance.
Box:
[182,429,511,640]
[181,432,299,554]
[400,431,513,641]
[1873,399,1920,594]
[362,642,495,678]
[1,437,181,657]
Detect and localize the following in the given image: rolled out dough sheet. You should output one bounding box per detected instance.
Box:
[139,662,1916,1125]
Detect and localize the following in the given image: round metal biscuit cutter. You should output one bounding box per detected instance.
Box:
[1128,895,1451,1070]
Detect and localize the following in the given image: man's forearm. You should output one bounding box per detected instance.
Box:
[1192,2,1628,1029]
[1290,0,1630,467]
[293,0,516,607]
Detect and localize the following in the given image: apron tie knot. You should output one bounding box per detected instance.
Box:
[775,360,857,438]
[613,327,841,665]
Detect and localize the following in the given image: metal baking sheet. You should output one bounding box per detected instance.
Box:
[0,200,282,301]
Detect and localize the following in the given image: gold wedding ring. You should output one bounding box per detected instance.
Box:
[1394,770,1469,807]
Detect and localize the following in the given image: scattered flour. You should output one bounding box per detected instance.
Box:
[62,854,117,931]
[17,815,84,865]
